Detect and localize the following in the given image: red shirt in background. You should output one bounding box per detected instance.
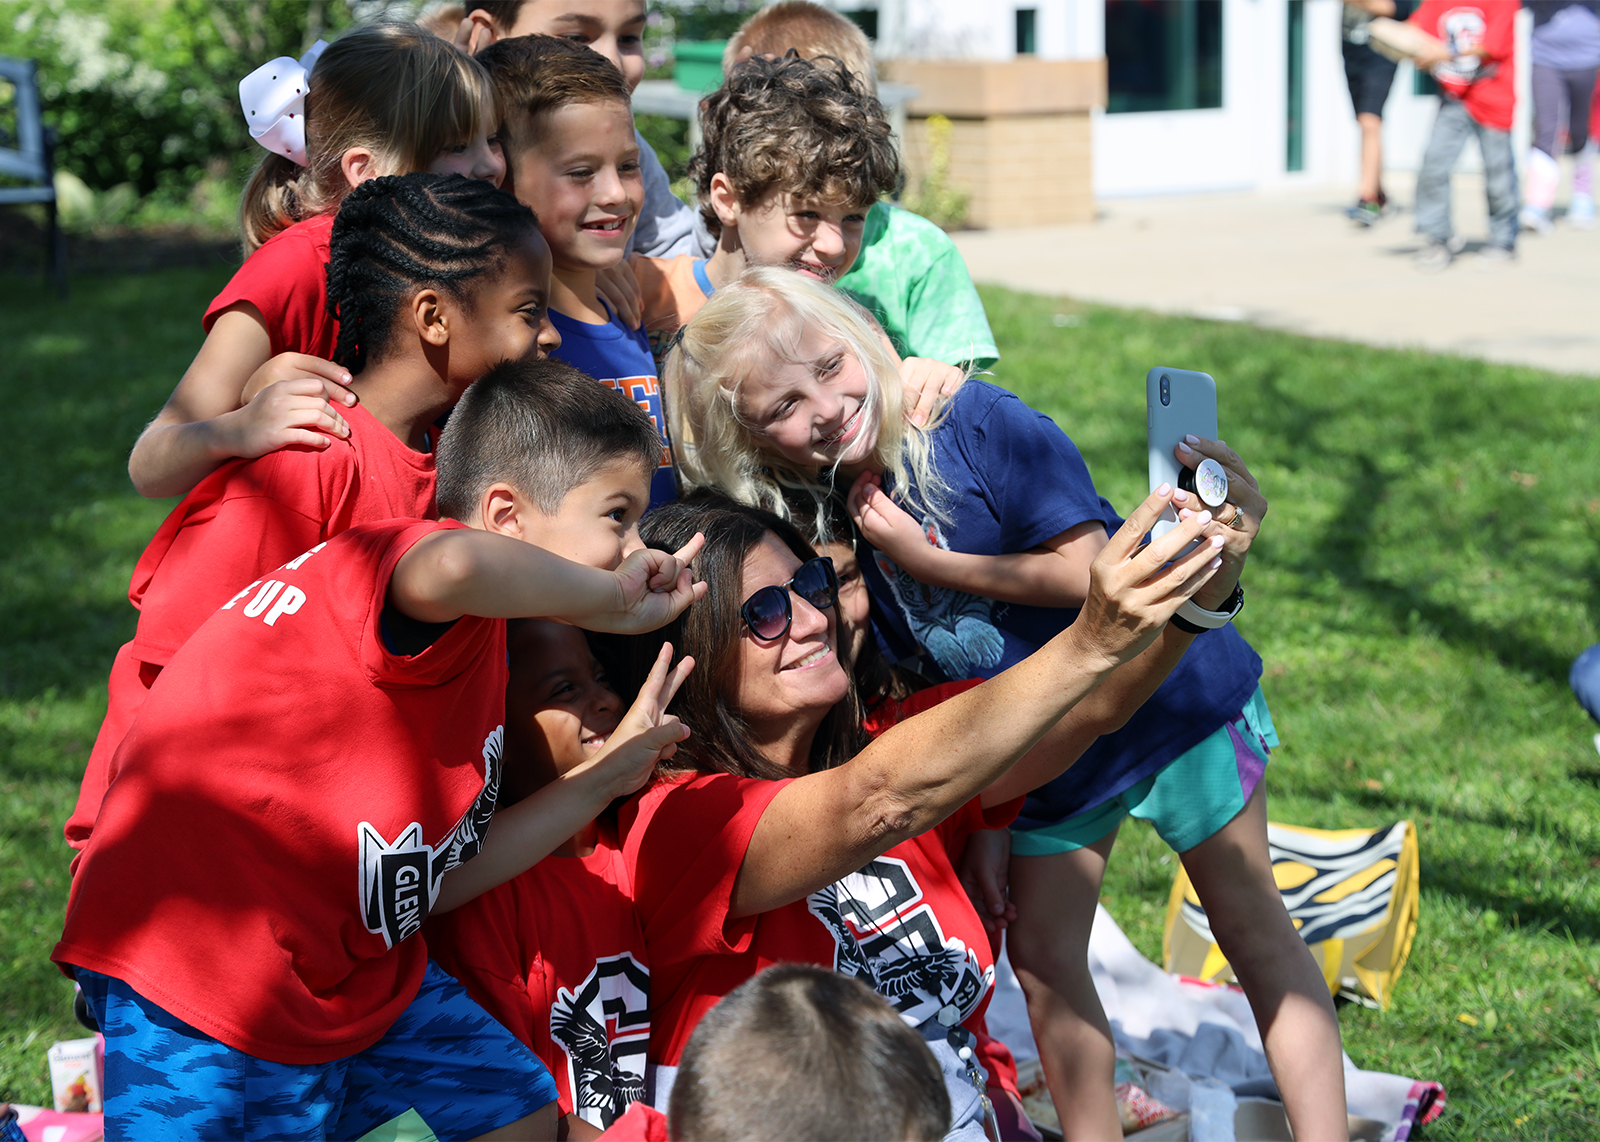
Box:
[861,677,984,737]
[204,212,338,358]
[65,403,436,852]
[426,826,651,1131]
[55,520,506,1065]
[1410,0,1518,129]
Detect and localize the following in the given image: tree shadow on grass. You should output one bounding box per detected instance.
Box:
[1245,372,1588,687]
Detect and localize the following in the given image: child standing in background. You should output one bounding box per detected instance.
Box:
[1406,0,1520,269]
[1521,1,1599,232]
[66,173,559,856]
[129,22,507,500]
[481,35,678,509]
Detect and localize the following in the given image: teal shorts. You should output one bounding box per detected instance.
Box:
[1011,687,1277,857]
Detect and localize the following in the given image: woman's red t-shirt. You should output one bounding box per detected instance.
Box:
[618,770,1020,1068]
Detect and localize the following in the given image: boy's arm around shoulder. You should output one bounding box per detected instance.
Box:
[389,527,706,630]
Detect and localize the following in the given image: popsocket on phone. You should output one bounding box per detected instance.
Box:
[1178,457,1229,508]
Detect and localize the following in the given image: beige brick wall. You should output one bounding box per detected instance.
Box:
[900,111,1095,229]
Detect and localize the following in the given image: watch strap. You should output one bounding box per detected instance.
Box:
[1172,583,1245,632]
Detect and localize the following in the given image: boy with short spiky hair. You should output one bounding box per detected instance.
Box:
[722,0,875,94]
[55,358,703,1142]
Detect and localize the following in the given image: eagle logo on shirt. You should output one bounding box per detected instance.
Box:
[549,954,651,1128]
[807,856,991,1030]
[1433,7,1493,84]
[873,518,1005,679]
[356,725,503,949]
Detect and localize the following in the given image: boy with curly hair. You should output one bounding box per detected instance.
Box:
[634,40,998,378]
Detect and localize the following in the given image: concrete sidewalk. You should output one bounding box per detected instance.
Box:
[952,173,1599,377]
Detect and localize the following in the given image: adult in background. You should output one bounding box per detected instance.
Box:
[1343,0,1419,224]
[1522,1,1600,232]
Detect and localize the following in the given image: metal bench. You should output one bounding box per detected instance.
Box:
[0,56,67,297]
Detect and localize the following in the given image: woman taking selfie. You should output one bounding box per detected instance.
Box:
[614,478,1256,1139]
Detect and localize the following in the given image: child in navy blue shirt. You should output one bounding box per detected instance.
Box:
[663,268,1350,1142]
[479,35,675,509]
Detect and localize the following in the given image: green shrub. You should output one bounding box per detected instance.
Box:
[1,0,351,203]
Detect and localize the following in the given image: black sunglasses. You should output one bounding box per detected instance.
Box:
[740,557,839,641]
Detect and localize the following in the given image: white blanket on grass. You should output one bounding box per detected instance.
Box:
[985,906,1445,1142]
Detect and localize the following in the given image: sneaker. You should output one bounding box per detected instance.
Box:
[1415,238,1454,272]
[1569,193,1596,230]
[1347,198,1383,226]
[1477,244,1516,267]
[1520,205,1553,234]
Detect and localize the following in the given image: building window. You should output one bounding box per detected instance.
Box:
[1104,0,1223,113]
[1286,0,1305,170]
[843,8,878,40]
[1016,7,1038,55]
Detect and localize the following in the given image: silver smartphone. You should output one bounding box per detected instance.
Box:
[1147,367,1218,539]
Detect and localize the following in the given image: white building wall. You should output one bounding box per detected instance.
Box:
[869,0,1538,197]
[1091,0,1368,197]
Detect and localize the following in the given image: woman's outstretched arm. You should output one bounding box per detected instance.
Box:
[730,485,1225,918]
[979,435,1266,805]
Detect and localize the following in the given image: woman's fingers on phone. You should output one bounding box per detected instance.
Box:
[1106,484,1177,559]
[1179,435,1260,493]
[1131,506,1211,569]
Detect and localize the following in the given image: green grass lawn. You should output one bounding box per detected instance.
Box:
[3,268,1599,1137]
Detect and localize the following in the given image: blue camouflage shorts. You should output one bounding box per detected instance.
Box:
[74,960,557,1142]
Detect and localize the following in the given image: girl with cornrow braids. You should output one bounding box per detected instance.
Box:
[128,22,507,503]
[66,172,559,857]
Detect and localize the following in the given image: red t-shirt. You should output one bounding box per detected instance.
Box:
[204,212,338,358]
[426,827,651,1130]
[55,520,507,1065]
[859,676,1023,1100]
[861,678,984,737]
[1409,1,1518,130]
[64,403,437,852]
[618,771,1021,1068]
[597,1103,669,1142]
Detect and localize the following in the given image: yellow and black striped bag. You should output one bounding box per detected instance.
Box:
[1163,821,1420,1008]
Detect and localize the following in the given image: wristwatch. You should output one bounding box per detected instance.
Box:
[1170,583,1244,634]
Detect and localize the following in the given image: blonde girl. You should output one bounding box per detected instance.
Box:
[129,22,506,499]
[665,267,1348,1142]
